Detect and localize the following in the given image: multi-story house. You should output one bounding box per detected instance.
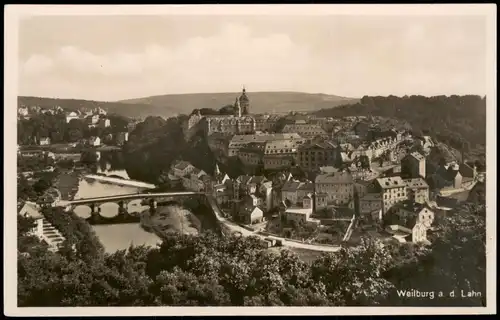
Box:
[297,140,341,172]
[280,180,302,205]
[404,178,429,204]
[354,180,372,199]
[259,180,274,212]
[262,138,306,170]
[228,133,302,157]
[359,193,383,216]
[238,205,264,225]
[279,180,314,207]
[389,201,435,229]
[232,175,269,199]
[385,201,435,244]
[263,154,295,170]
[373,176,408,215]
[213,177,234,207]
[171,160,196,178]
[254,114,280,132]
[297,181,314,201]
[315,171,355,206]
[238,143,265,172]
[401,151,426,179]
[182,168,210,192]
[281,123,328,139]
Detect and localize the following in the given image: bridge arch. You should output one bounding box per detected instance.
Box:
[97,202,120,218]
[74,205,92,219]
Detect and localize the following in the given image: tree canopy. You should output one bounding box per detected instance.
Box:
[18,200,486,307]
[315,95,486,153]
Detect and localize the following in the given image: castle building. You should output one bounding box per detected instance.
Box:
[185,87,254,138]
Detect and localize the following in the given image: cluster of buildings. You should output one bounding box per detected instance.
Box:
[20,104,130,148]
[174,89,484,245]
[17,105,64,119]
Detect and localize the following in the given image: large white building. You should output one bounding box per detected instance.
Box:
[262,138,306,170]
[315,171,355,206]
[281,122,328,139]
[228,133,302,157]
[373,176,408,214]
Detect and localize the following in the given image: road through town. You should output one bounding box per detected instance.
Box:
[207,196,342,253]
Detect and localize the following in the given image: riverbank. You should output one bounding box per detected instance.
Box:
[54,170,86,201]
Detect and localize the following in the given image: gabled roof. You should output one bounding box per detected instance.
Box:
[319,166,339,174]
[297,181,314,191]
[248,175,268,186]
[235,174,251,184]
[435,195,459,208]
[408,151,425,161]
[281,180,301,192]
[173,160,193,171]
[19,201,43,219]
[360,193,382,202]
[376,176,405,189]
[315,172,354,184]
[404,177,429,189]
[393,200,433,215]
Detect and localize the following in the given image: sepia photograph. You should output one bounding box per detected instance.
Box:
[4,4,496,316]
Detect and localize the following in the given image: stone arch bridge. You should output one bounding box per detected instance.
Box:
[54,191,214,225]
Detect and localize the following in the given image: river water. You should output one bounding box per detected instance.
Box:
[73,167,161,253]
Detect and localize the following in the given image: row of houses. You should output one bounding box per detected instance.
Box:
[36,132,129,147]
[208,130,406,174]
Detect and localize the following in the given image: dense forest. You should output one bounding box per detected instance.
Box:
[17,202,486,307]
[123,116,217,183]
[315,95,487,154]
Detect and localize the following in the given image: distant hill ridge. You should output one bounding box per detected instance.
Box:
[18,92,359,119]
[118,91,359,116]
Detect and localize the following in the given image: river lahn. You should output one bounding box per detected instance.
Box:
[73,168,161,253]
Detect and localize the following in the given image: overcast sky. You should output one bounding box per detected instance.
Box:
[18,14,487,101]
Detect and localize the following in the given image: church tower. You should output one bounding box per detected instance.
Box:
[239,86,250,115]
[234,97,241,118]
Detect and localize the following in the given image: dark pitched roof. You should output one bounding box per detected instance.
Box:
[435,195,460,208]
[315,172,354,184]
